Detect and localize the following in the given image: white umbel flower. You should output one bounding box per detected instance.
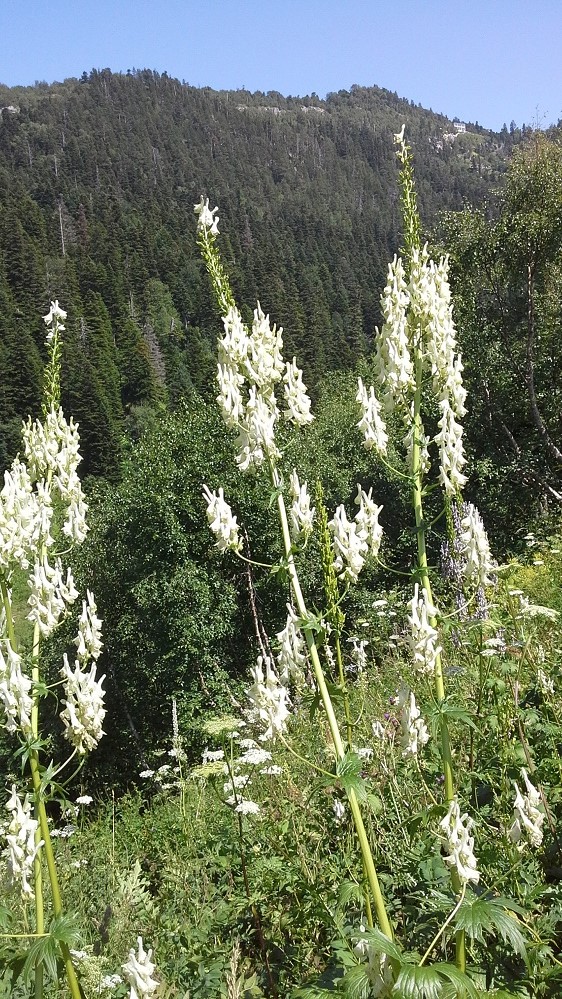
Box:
[408,583,441,675]
[3,785,43,896]
[202,485,242,553]
[508,770,545,850]
[356,378,388,454]
[123,936,159,998]
[288,470,315,541]
[0,641,33,738]
[60,654,106,754]
[245,655,290,742]
[397,686,429,756]
[459,503,495,588]
[439,798,480,885]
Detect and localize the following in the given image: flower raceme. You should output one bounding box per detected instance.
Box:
[508,770,545,849]
[202,485,242,553]
[328,486,383,584]
[122,936,159,998]
[3,785,43,896]
[439,798,480,885]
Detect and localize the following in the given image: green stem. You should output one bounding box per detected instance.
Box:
[334,632,353,750]
[272,463,393,941]
[31,622,44,999]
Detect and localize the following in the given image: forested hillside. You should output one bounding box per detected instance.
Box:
[0,68,516,476]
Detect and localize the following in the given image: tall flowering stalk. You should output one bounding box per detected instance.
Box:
[355,129,497,970]
[0,303,105,999]
[195,199,393,942]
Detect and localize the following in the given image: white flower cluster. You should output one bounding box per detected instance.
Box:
[328,485,383,583]
[375,255,415,413]
[202,485,242,553]
[354,926,393,997]
[356,377,388,455]
[122,936,159,998]
[439,797,480,885]
[459,503,495,588]
[397,686,429,756]
[288,470,315,542]
[408,583,441,675]
[23,407,88,544]
[194,196,219,235]
[75,590,104,661]
[0,641,33,738]
[27,556,79,638]
[508,769,545,850]
[60,651,106,755]
[276,604,308,682]
[245,654,291,742]
[214,301,313,473]
[0,461,46,571]
[3,785,43,895]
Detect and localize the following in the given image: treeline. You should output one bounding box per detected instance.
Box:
[0,68,511,475]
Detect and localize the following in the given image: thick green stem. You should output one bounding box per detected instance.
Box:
[273,466,393,941]
[31,622,44,999]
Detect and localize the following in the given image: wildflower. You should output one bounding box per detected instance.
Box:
[194,196,219,235]
[139,770,154,779]
[238,747,272,767]
[356,377,388,454]
[247,304,285,390]
[123,936,159,998]
[75,795,93,806]
[0,460,44,571]
[329,504,368,583]
[0,641,33,737]
[283,358,314,425]
[27,556,79,637]
[397,686,429,756]
[276,604,308,682]
[202,748,225,764]
[371,720,386,740]
[537,668,554,695]
[260,765,283,776]
[348,636,369,675]
[354,485,383,558]
[217,362,245,427]
[202,485,242,553]
[508,770,545,849]
[3,785,43,896]
[100,975,123,992]
[60,654,106,754]
[235,386,281,471]
[435,399,467,494]
[234,799,260,816]
[245,656,290,742]
[354,926,393,996]
[374,255,414,413]
[288,470,315,541]
[408,583,441,675]
[75,589,103,661]
[333,799,346,824]
[459,503,495,588]
[439,798,480,885]
[43,300,67,327]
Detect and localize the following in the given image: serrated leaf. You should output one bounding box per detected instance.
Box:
[454,895,527,959]
[341,964,372,999]
[337,752,367,801]
[338,880,364,909]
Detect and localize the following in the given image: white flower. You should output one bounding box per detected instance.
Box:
[375,255,414,413]
[434,399,468,495]
[333,799,346,824]
[276,604,308,682]
[235,386,280,471]
[246,304,285,390]
[218,306,250,370]
[43,300,67,326]
[139,770,154,779]
[237,747,272,767]
[372,720,386,740]
[3,785,43,896]
[194,196,219,235]
[123,936,159,998]
[356,378,388,454]
[75,795,93,805]
[202,748,225,764]
[27,556,79,637]
[508,770,545,850]
[0,641,33,737]
[234,799,260,815]
[100,974,123,991]
[217,362,245,428]
[75,590,103,661]
[288,470,315,542]
[245,656,290,742]
[537,668,554,695]
[202,485,242,553]
[329,504,368,583]
[408,583,441,675]
[397,686,429,756]
[224,775,250,793]
[354,926,394,996]
[0,460,45,570]
[260,765,283,776]
[459,503,495,588]
[348,636,369,674]
[439,798,480,885]
[354,485,383,558]
[60,654,106,754]
[283,358,314,425]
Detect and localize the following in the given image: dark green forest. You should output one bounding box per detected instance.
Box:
[2,70,561,781]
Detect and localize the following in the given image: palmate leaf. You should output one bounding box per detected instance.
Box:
[21,914,81,986]
[453,894,527,959]
[337,752,368,801]
[393,962,479,999]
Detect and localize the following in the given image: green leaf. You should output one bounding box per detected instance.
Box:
[341,964,372,999]
[454,894,527,959]
[337,752,367,801]
[393,962,479,999]
[338,880,364,909]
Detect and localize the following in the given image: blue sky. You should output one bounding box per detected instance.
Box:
[1,0,561,132]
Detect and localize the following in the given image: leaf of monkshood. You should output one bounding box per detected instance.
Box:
[21,914,80,985]
[454,894,527,959]
[356,926,405,964]
[336,752,367,800]
[341,964,372,999]
[393,962,479,999]
[427,701,477,741]
[338,880,365,909]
